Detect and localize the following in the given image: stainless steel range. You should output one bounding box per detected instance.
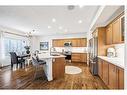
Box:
[62,51,72,62]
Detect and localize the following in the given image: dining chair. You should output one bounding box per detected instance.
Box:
[32,56,46,80]
[10,52,25,69]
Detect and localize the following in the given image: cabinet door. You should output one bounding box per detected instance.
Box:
[108,64,117,89]
[106,24,112,45]
[102,61,109,85]
[72,39,77,47]
[112,19,120,44]
[80,38,87,47]
[52,40,58,47]
[58,40,63,47]
[72,53,81,62]
[71,39,80,47]
[80,53,87,63]
[52,58,65,79]
[117,67,124,89]
[120,15,125,42]
[98,58,103,79]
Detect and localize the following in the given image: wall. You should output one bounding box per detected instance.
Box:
[114,44,124,58]
[32,33,87,53]
[124,5,127,89]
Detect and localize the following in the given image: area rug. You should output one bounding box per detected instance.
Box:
[65,66,82,74]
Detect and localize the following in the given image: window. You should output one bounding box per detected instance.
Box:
[4,38,27,56]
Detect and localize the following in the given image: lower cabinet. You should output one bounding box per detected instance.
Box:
[102,61,109,85]
[108,63,117,89]
[117,67,124,89]
[98,58,124,89]
[98,58,103,79]
[71,53,87,63]
[52,58,65,79]
[108,63,124,89]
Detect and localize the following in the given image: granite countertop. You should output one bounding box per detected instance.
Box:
[98,56,124,69]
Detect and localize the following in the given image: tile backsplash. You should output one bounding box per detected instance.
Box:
[54,47,88,53]
[114,44,124,58]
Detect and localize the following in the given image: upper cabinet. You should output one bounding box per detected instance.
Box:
[106,13,124,45]
[120,15,125,42]
[52,38,87,47]
[106,24,112,45]
[112,18,120,44]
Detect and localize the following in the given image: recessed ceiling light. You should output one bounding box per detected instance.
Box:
[48,26,51,29]
[52,18,56,22]
[79,5,84,8]
[78,20,83,24]
[59,26,63,30]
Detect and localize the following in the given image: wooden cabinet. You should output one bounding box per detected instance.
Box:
[80,53,87,62]
[106,13,124,45]
[108,64,124,89]
[72,53,87,63]
[112,18,121,44]
[98,58,103,79]
[52,58,65,79]
[72,53,81,62]
[120,15,125,42]
[52,40,63,47]
[102,61,109,85]
[80,38,87,47]
[52,38,87,47]
[98,58,124,89]
[117,67,124,89]
[106,24,112,45]
[108,63,117,89]
[72,38,85,47]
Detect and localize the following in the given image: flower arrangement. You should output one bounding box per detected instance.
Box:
[24,46,30,54]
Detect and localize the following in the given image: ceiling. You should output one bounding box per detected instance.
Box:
[90,6,124,31]
[0,6,99,36]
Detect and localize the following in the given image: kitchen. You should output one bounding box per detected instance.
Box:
[0,5,126,90]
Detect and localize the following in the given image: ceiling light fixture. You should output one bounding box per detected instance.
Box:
[52,18,56,22]
[48,26,51,29]
[26,30,35,37]
[78,20,83,24]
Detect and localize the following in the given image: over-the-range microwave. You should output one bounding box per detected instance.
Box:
[64,42,72,47]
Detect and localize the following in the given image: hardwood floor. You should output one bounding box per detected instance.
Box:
[0,62,108,89]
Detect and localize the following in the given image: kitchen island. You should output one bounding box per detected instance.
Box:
[38,53,66,81]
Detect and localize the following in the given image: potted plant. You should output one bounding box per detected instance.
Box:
[24,46,30,54]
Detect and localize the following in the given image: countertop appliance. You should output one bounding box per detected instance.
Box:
[64,42,72,47]
[107,47,116,57]
[89,37,98,75]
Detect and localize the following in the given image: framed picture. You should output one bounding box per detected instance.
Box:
[40,42,49,50]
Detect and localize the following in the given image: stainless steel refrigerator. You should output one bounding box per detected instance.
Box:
[88,37,98,75]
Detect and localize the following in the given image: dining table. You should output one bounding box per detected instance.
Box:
[17,54,31,68]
